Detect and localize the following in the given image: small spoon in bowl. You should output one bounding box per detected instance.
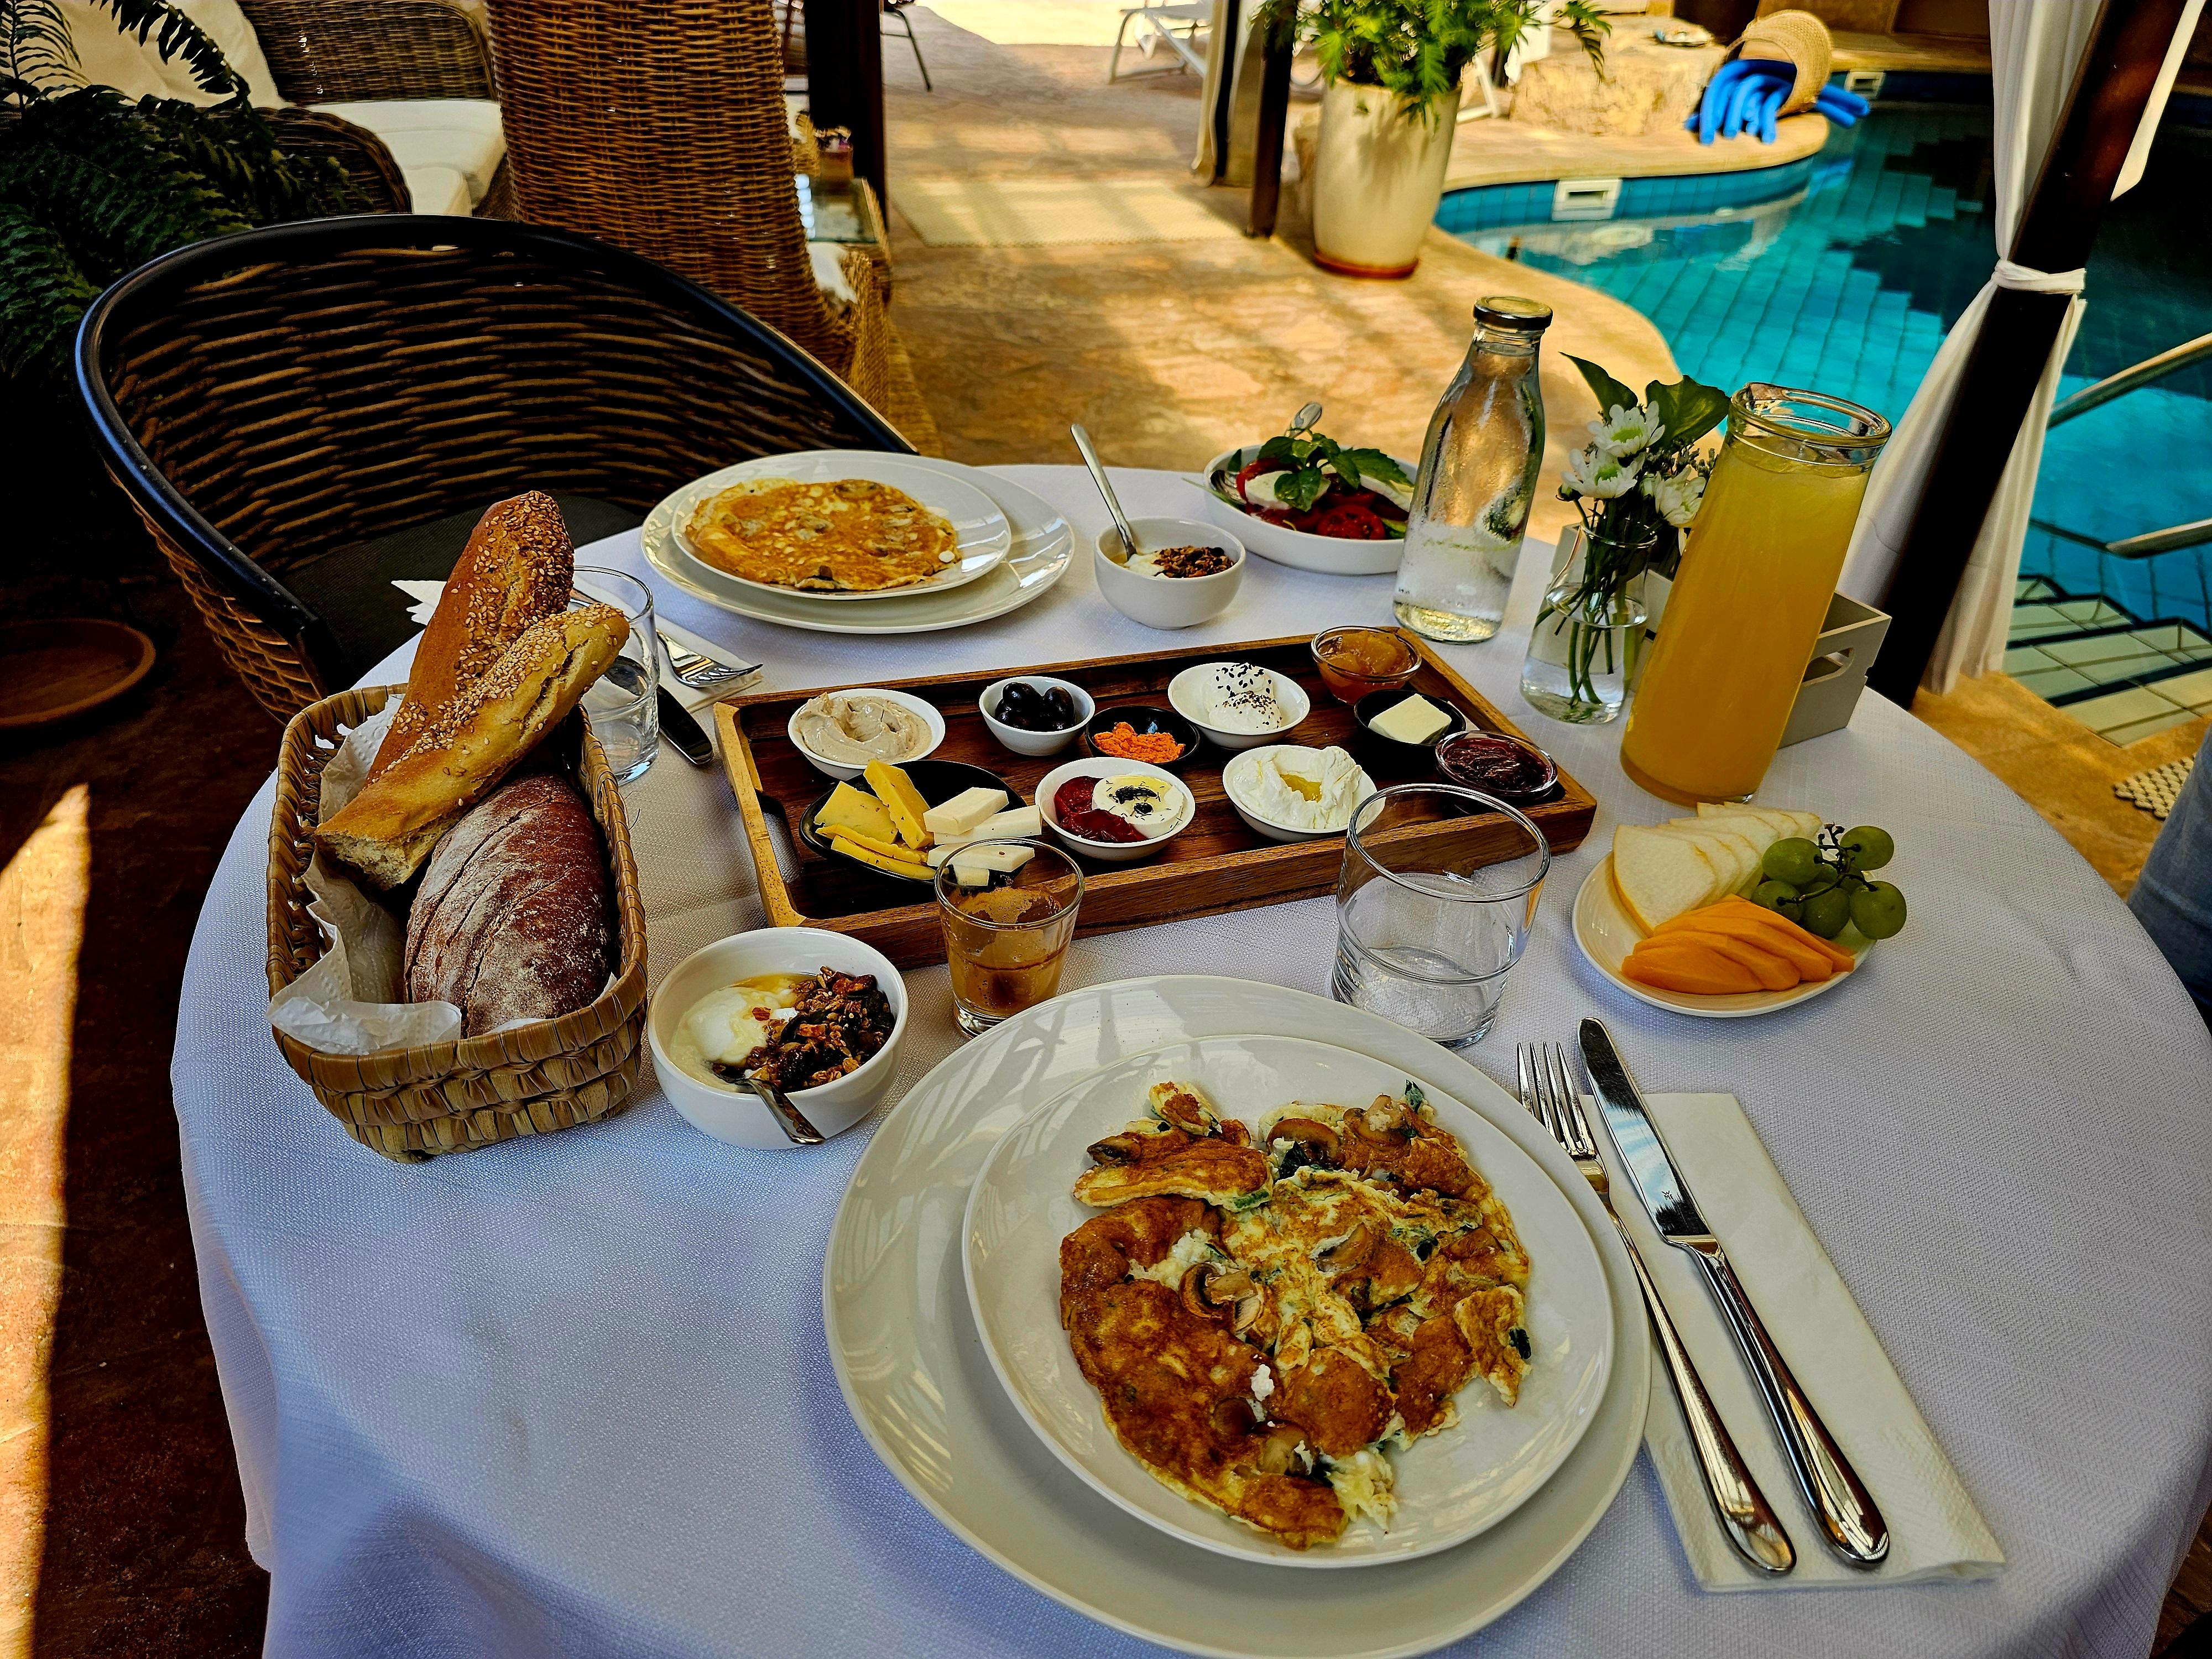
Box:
[1071,424,1141,565]
[744,1072,826,1145]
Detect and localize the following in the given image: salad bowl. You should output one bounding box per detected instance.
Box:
[1196,442,1418,577]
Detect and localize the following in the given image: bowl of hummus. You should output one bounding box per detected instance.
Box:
[1222,744,1378,843]
[788,687,945,780]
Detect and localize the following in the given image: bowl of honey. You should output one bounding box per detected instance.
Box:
[1309,625,1421,704]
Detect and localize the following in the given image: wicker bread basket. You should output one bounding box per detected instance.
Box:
[267,686,649,1161]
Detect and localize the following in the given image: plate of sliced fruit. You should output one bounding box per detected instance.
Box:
[1574,804,1908,1019]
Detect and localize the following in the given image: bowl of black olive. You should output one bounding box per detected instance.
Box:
[980,675,1095,757]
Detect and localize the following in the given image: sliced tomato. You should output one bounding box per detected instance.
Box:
[1307,499,1391,540]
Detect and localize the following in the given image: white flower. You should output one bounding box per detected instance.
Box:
[1644,467,1707,528]
[1561,443,1641,500]
[1588,403,1663,458]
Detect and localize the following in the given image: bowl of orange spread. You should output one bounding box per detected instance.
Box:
[1077,703,1197,773]
[1310,625,1420,705]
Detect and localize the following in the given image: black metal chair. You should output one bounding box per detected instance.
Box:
[75,215,910,720]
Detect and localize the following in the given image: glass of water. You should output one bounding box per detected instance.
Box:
[1332,783,1550,1047]
[571,567,658,785]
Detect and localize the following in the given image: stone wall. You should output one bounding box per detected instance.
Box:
[1507,34,1725,138]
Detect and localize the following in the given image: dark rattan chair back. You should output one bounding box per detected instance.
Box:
[76,214,910,721]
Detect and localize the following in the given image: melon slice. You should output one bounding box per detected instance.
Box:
[1688,825,1763,893]
[1658,927,1801,990]
[1611,825,1720,931]
[1621,942,1765,995]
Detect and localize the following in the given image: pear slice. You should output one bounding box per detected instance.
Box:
[1656,824,1755,895]
[1677,812,1781,857]
[1613,825,1721,931]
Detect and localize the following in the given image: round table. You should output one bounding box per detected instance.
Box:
[175,466,2212,1658]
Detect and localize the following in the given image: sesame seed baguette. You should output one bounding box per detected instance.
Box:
[367,491,576,781]
[317,605,630,890]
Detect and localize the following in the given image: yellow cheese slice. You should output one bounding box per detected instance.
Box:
[815,780,896,843]
[828,836,933,879]
[864,760,932,847]
[825,825,928,866]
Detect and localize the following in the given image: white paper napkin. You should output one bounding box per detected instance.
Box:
[1616,1093,2005,1590]
[389,578,755,715]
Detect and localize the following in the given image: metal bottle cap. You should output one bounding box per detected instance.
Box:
[1472,295,1554,332]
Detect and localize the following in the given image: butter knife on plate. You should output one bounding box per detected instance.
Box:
[1578,1017,1891,1568]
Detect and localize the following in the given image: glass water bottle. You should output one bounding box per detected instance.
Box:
[1392,296,1553,643]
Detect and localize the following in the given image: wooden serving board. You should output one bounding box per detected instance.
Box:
[711,635,1595,967]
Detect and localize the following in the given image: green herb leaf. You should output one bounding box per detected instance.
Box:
[1275,465,1332,513]
[1567,354,1640,421]
[1335,446,1408,488]
[1256,434,1302,466]
[1646,375,1731,451]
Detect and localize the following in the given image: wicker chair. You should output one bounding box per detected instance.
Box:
[238,0,518,216]
[481,0,936,444]
[75,214,911,722]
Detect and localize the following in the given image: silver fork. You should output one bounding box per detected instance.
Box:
[664,638,761,691]
[1517,1041,1795,1577]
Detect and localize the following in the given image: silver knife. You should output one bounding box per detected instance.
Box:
[1579,1017,1890,1568]
[657,687,713,767]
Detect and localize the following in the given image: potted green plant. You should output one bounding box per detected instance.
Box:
[2,0,357,382]
[1519,356,1726,724]
[1264,0,1605,278]
[3,0,357,719]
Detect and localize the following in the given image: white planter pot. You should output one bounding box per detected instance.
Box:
[1311,79,1461,279]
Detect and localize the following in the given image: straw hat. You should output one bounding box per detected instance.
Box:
[1735,8,1834,116]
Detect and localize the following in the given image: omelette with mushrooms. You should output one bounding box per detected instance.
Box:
[684,476,962,593]
[1057,1080,1531,1549]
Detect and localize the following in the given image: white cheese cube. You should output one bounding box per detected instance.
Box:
[922,786,1010,839]
[951,860,993,886]
[926,805,1042,860]
[957,843,1034,874]
[1369,692,1453,745]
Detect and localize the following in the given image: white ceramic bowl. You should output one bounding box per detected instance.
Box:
[979,675,1095,758]
[1194,445,1416,576]
[1035,756,1192,864]
[1166,660,1312,753]
[786,687,945,781]
[1221,744,1377,843]
[647,927,908,1149]
[1091,516,1245,630]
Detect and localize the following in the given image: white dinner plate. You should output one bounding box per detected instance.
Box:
[963,1034,1614,1570]
[824,975,1650,1659]
[645,453,1074,634]
[666,451,1010,601]
[1574,855,1871,1019]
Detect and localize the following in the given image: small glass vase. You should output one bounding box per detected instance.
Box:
[1520,524,1656,724]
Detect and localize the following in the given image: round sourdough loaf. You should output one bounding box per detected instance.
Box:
[404,773,613,1035]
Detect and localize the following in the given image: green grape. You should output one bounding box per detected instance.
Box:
[1751,879,1800,914]
[1839,826,1895,871]
[1762,838,1820,886]
[1849,880,1907,940]
[1798,863,1839,894]
[1798,886,1852,940]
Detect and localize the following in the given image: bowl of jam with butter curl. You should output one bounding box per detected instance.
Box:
[1433,731,1560,805]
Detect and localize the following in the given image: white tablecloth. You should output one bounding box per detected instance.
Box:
[174,466,2212,1658]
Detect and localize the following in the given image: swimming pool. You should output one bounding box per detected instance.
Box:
[1441,101,2212,740]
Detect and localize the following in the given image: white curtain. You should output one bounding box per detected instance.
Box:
[1838,0,2205,694]
[1193,0,1265,186]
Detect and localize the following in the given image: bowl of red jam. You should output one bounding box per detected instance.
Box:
[1433,731,1559,804]
[1035,757,1193,864]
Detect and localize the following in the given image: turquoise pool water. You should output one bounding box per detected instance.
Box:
[1440,103,2212,654]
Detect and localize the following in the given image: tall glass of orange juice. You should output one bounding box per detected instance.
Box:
[1619,385,1890,805]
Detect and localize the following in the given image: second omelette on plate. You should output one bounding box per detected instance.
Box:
[685,476,960,593]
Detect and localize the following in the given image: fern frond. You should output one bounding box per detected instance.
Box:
[2,0,80,97]
[0,202,98,382]
[83,0,245,100]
